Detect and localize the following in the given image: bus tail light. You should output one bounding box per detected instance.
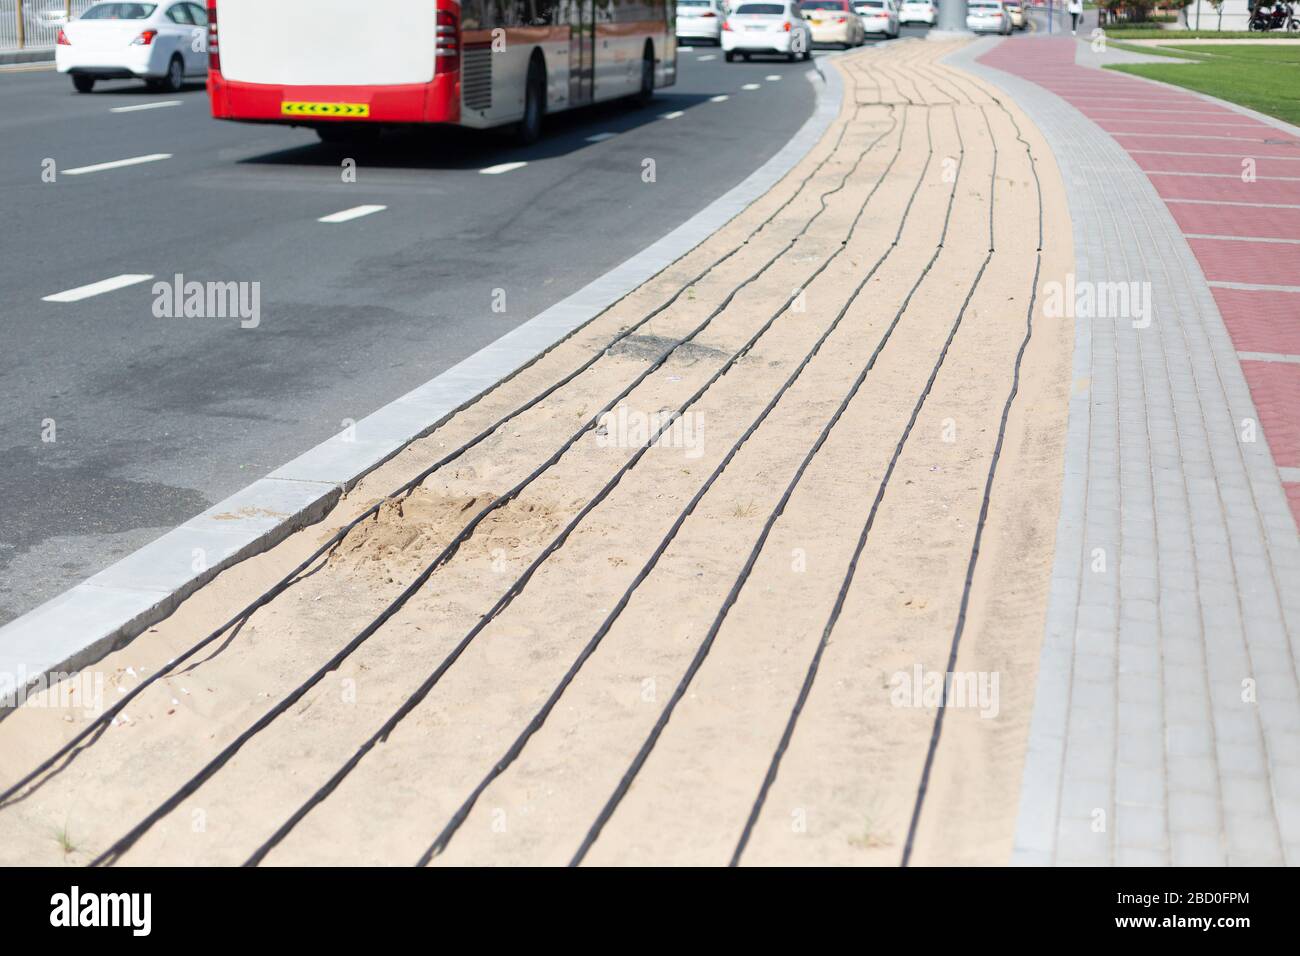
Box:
[207,0,220,72]
[435,5,460,74]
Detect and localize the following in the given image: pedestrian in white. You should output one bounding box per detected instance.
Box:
[1067,0,1083,34]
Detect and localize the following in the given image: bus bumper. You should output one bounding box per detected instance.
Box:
[207,71,460,125]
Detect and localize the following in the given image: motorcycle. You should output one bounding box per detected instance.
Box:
[1250,2,1300,31]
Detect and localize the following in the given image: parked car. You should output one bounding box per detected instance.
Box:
[799,0,867,47]
[23,3,71,42]
[898,0,938,25]
[677,0,726,45]
[55,1,209,94]
[966,0,1012,33]
[722,1,814,60]
[853,0,900,37]
[1004,0,1027,28]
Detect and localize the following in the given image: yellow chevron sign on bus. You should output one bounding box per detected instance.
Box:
[281,101,370,118]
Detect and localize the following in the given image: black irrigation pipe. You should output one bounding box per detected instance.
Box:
[411,107,932,868]
[886,50,925,108]
[89,108,902,868]
[0,99,873,816]
[731,254,996,866]
[240,109,908,868]
[898,256,1041,866]
[899,98,1046,868]
[729,101,1008,868]
[570,103,968,867]
[913,60,971,107]
[877,61,915,108]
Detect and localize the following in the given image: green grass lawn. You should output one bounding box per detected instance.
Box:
[1165,43,1300,62]
[1107,44,1300,126]
[1107,39,1213,59]
[1099,29,1274,38]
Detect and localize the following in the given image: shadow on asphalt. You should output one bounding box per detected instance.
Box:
[233,91,720,171]
[65,79,209,96]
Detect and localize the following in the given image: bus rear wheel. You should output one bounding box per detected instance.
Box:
[631,46,654,107]
[515,58,546,147]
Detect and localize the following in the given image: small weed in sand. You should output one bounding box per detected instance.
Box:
[848,816,892,850]
[732,500,757,519]
[848,795,893,850]
[53,819,80,856]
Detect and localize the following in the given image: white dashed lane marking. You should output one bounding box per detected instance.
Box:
[109,100,182,113]
[43,274,154,303]
[661,110,685,119]
[62,153,172,176]
[480,161,528,175]
[709,94,729,103]
[318,204,387,224]
[586,132,617,143]
[742,83,761,90]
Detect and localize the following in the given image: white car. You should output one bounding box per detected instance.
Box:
[1004,0,1027,28]
[722,1,814,62]
[677,0,726,44]
[898,0,938,24]
[854,0,900,37]
[966,0,1012,33]
[800,0,867,47]
[56,1,209,94]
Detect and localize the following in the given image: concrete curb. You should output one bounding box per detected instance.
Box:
[927,29,975,42]
[0,64,845,711]
[0,49,54,66]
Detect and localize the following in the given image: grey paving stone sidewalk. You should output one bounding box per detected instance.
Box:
[948,39,1300,866]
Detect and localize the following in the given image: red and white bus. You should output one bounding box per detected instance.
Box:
[205,0,677,144]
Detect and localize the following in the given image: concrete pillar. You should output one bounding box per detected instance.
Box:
[929,0,972,38]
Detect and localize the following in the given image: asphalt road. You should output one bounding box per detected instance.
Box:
[0,31,933,626]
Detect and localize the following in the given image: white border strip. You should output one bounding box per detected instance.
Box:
[0,63,843,708]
